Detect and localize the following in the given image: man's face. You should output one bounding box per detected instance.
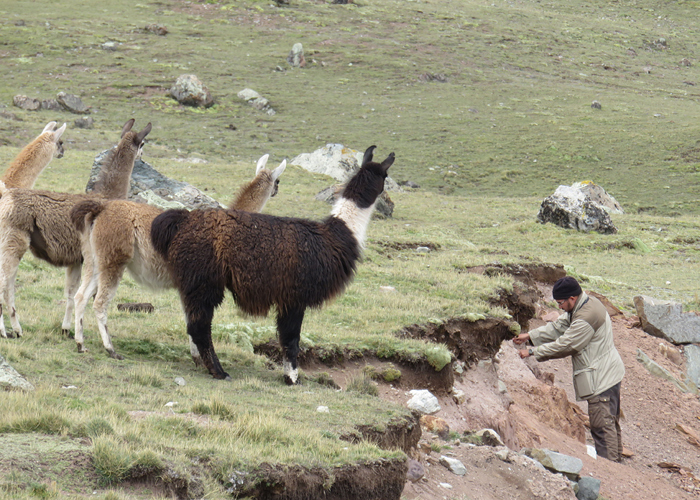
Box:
[556,296,576,312]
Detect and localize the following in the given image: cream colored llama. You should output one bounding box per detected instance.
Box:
[70,155,286,359]
[0,119,151,338]
[1,121,67,190]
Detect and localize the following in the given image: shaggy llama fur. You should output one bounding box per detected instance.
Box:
[69,155,286,359]
[150,145,393,384]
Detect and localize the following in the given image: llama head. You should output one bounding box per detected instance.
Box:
[331,146,395,247]
[253,154,286,197]
[45,122,67,159]
[120,120,152,160]
[341,145,395,209]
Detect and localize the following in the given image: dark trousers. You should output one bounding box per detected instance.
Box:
[587,382,622,462]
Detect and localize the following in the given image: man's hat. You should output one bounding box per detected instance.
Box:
[552,276,582,300]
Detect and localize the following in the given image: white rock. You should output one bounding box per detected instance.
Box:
[316,406,330,413]
[440,456,467,476]
[407,389,441,414]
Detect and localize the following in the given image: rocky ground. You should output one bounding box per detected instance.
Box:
[306,285,700,500]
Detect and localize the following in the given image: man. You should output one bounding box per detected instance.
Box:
[513,276,625,462]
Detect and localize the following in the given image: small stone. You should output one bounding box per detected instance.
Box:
[415,246,431,253]
[475,428,504,446]
[406,459,425,482]
[407,389,441,414]
[287,43,306,68]
[174,377,186,386]
[13,95,41,111]
[439,482,453,489]
[145,23,168,36]
[316,405,330,413]
[102,41,118,51]
[452,388,466,404]
[495,448,510,462]
[170,74,214,108]
[74,116,94,129]
[57,92,90,114]
[591,100,602,109]
[439,456,466,476]
[576,476,601,500]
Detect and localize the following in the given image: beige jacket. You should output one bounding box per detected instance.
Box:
[529,292,625,401]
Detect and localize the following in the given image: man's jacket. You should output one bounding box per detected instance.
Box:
[529,292,625,401]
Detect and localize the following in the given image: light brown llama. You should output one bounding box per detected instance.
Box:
[0,119,151,339]
[70,155,286,359]
[1,121,67,190]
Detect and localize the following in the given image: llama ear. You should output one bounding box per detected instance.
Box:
[256,154,270,175]
[361,145,377,167]
[271,160,286,181]
[53,123,67,142]
[380,152,395,174]
[42,121,58,134]
[121,118,136,138]
[136,123,152,144]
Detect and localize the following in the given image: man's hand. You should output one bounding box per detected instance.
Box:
[518,349,531,359]
[513,332,530,345]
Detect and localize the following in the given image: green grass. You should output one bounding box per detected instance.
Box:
[2,0,700,497]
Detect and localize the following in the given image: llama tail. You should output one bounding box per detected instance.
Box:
[70,199,106,233]
[150,209,189,258]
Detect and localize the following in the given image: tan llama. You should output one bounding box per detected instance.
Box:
[70,155,286,359]
[0,119,151,339]
[1,121,67,190]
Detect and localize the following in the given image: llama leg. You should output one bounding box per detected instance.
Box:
[93,264,127,360]
[0,232,30,338]
[187,310,230,380]
[73,265,99,353]
[61,264,82,336]
[277,308,305,385]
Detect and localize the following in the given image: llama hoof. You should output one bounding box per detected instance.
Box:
[212,371,231,380]
[192,356,204,367]
[62,329,74,339]
[108,351,124,360]
[77,344,88,353]
[284,375,301,386]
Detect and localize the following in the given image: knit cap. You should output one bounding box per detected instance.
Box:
[552,276,582,300]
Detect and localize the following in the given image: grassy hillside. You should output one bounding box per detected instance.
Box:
[1,0,700,498]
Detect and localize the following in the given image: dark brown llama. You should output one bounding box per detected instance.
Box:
[150,145,394,384]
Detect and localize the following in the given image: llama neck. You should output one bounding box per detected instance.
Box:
[2,135,53,189]
[230,172,272,212]
[92,147,137,199]
[330,197,375,248]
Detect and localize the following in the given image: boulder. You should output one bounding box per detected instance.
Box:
[287,42,306,68]
[475,428,504,447]
[41,99,61,111]
[13,95,41,111]
[57,92,90,114]
[523,448,582,480]
[74,116,94,129]
[576,476,601,500]
[684,345,700,389]
[237,88,276,116]
[170,74,214,108]
[406,459,425,482]
[572,181,623,214]
[86,150,222,210]
[439,456,466,476]
[537,184,618,234]
[407,389,441,414]
[633,295,700,344]
[419,415,449,439]
[0,353,34,391]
